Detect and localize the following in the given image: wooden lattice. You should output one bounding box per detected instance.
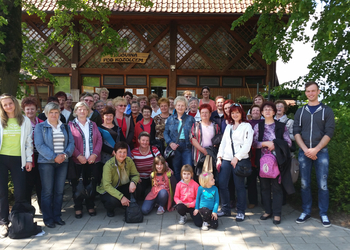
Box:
[46,49,69,67]
[179,24,214,44]
[179,52,211,69]
[231,52,264,70]
[23,23,47,53]
[133,24,168,43]
[235,24,257,45]
[176,34,192,63]
[134,51,167,69]
[156,33,170,63]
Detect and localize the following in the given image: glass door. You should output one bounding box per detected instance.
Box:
[150,76,167,98]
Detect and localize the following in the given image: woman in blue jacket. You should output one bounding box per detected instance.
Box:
[34,102,75,228]
[164,96,195,181]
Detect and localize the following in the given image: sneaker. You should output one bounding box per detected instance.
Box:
[201,222,209,231]
[296,213,311,224]
[217,210,230,217]
[0,225,8,238]
[236,213,245,222]
[157,206,165,215]
[320,215,331,228]
[178,215,187,225]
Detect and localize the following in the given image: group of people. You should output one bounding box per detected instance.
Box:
[0,81,335,237]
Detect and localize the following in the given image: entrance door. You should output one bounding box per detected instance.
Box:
[150,76,167,98]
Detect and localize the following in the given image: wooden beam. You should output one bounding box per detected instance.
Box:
[169,21,177,97]
[222,46,251,72]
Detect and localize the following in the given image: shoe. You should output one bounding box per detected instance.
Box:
[201,222,209,231]
[88,209,96,216]
[273,216,281,225]
[260,214,272,220]
[55,220,66,226]
[296,213,311,224]
[0,225,8,238]
[320,215,331,228]
[217,210,230,217]
[178,215,187,225]
[75,210,83,219]
[157,206,165,215]
[45,223,56,228]
[248,204,256,209]
[107,211,115,217]
[236,213,245,222]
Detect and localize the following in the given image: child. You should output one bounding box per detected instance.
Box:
[141,156,176,215]
[194,171,219,230]
[174,165,203,227]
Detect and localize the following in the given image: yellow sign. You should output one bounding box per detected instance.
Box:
[101,53,149,64]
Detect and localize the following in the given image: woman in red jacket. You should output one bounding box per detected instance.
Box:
[133,105,155,148]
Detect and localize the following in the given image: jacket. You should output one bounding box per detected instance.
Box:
[275,115,295,141]
[68,110,102,127]
[114,114,135,149]
[133,118,156,148]
[164,113,195,148]
[217,122,253,161]
[293,103,335,148]
[68,119,103,164]
[210,111,225,133]
[34,120,75,163]
[186,110,201,122]
[174,179,199,208]
[96,156,140,200]
[0,116,33,168]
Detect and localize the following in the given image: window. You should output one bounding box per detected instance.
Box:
[54,75,71,93]
[126,76,147,85]
[199,77,220,86]
[82,75,100,87]
[104,76,124,85]
[178,76,197,86]
[222,77,242,87]
[245,76,265,87]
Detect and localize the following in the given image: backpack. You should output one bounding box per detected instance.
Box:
[259,152,280,181]
[125,194,143,223]
[8,202,42,239]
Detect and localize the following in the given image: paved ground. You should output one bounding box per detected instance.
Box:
[1,184,350,250]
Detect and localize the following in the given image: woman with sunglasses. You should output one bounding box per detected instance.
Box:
[113,97,135,150]
[216,103,253,222]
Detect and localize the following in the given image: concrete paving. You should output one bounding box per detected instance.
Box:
[1,184,349,250]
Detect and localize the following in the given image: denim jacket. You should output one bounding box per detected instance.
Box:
[164,113,195,148]
[34,120,75,163]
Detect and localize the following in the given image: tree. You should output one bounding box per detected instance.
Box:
[0,0,153,96]
[231,0,350,109]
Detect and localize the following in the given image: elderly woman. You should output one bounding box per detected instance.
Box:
[153,97,170,154]
[149,93,161,118]
[131,101,143,125]
[94,100,106,115]
[34,102,74,228]
[133,105,155,148]
[199,86,216,112]
[187,97,201,122]
[247,94,265,118]
[131,132,160,201]
[21,96,44,211]
[253,101,293,225]
[68,102,102,219]
[113,97,135,149]
[0,94,33,237]
[164,96,196,181]
[98,87,109,103]
[216,104,253,222]
[190,104,221,177]
[97,141,140,217]
[68,93,102,126]
[274,100,294,141]
[137,96,148,110]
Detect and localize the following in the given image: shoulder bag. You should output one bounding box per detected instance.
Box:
[231,127,252,177]
[164,117,186,161]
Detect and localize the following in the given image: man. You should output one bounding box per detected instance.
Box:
[68,93,102,126]
[210,96,225,132]
[148,93,161,118]
[63,93,73,121]
[168,96,175,114]
[54,91,71,121]
[293,82,335,227]
[123,91,133,115]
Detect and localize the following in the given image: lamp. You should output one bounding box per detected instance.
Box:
[71,63,77,70]
[170,65,176,71]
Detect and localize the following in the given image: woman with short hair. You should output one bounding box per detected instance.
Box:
[199,86,216,112]
[153,97,170,154]
[187,97,201,122]
[133,105,156,148]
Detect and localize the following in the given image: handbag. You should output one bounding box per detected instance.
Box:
[125,193,143,223]
[164,117,186,161]
[290,154,300,183]
[73,173,88,200]
[202,155,213,173]
[230,128,252,177]
[259,152,280,180]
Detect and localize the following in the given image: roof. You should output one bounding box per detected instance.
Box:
[24,0,252,14]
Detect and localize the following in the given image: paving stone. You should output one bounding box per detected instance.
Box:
[272,243,294,250]
[260,236,288,244]
[316,243,338,250]
[333,243,350,250]
[245,243,275,250]
[228,243,249,250]
[91,236,118,244]
[285,236,305,244]
[302,236,331,244]
[68,243,98,250]
[327,237,349,244]
[113,243,141,250]
[94,243,114,250]
[290,243,321,250]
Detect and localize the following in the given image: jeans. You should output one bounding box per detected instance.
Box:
[299,147,329,216]
[141,189,168,215]
[135,178,152,201]
[0,155,25,225]
[39,162,68,224]
[260,177,282,216]
[199,207,218,229]
[172,140,193,181]
[246,166,259,205]
[218,160,247,214]
[176,204,202,227]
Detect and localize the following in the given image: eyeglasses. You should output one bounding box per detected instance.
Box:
[230,103,241,107]
[118,104,127,107]
[84,99,94,103]
[263,108,273,112]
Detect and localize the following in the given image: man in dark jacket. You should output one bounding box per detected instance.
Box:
[293,81,335,227]
[210,96,225,132]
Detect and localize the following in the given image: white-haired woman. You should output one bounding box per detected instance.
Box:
[34,102,75,228]
[68,102,102,219]
[164,96,195,181]
[0,94,33,237]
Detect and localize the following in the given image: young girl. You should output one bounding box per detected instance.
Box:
[194,172,219,230]
[174,165,203,227]
[141,156,176,215]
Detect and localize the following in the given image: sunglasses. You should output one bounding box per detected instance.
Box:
[230,103,241,107]
[118,104,127,107]
[84,99,94,103]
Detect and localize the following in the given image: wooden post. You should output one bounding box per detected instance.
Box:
[71,21,79,90]
[168,21,177,97]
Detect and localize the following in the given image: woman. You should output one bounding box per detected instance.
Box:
[34,102,74,228]
[63,93,73,121]
[199,86,216,112]
[187,97,201,122]
[274,100,294,141]
[98,88,109,103]
[98,106,127,165]
[222,99,233,132]
[0,94,33,237]
[21,96,44,211]
[94,100,106,115]
[164,96,195,181]
[131,132,160,201]
[133,105,155,148]
[247,94,265,117]
[68,102,102,219]
[153,97,170,154]
[149,93,161,118]
[216,103,253,221]
[113,97,135,149]
[190,104,221,177]
[253,101,292,225]
[131,101,143,125]
[97,141,140,217]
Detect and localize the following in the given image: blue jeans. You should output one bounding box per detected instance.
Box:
[141,189,168,215]
[39,162,68,224]
[218,160,246,214]
[172,140,193,181]
[299,147,329,216]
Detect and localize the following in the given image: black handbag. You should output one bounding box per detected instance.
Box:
[164,117,186,161]
[73,174,88,200]
[230,128,252,177]
[125,193,143,223]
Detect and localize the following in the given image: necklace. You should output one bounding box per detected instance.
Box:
[139,147,150,155]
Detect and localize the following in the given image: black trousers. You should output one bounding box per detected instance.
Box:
[176,203,203,227]
[0,155,26,225]
[260,177,283,216]
[100,184,131,212]
[25,153,42,210]
[246,166,259,205]
[199,207,218,229]
[135,178,151,201]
